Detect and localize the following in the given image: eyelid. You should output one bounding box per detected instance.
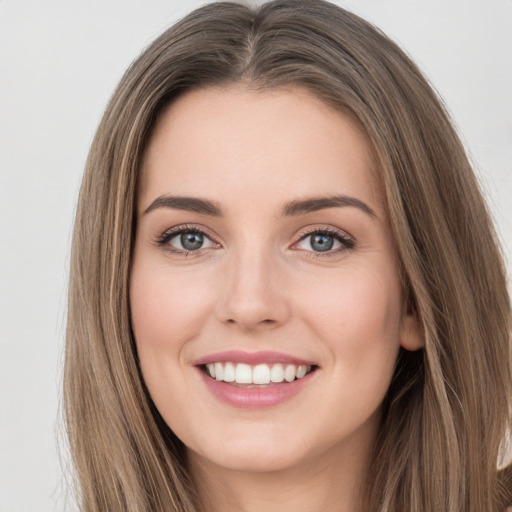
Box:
[291,225,355,255]
[154,224,221,254]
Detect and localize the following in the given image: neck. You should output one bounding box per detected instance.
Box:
[188,438,373,512]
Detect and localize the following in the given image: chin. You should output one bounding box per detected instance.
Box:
[187,431,310,474]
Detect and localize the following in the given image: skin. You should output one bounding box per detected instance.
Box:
[130,86,422,512]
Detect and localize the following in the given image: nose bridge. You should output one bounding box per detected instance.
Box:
[217,235,289,330]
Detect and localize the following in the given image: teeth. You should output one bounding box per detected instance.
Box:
[284,364,296,382]
[214,362,223,381]
[253,364,271,384]
[205,362,312,385]
[223,362,235,382]
[235,363,252,384]
[270,364,284,383]
[296,365,307,379]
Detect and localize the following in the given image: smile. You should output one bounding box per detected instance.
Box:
[205,362,313,385]
[194,351,319,409]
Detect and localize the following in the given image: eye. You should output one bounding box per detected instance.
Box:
[156,226,219,254]
[175,231,207,251]
[293,229,354,255]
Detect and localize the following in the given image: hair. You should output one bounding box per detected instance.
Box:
[64,1,512,510]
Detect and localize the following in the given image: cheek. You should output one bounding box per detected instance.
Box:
[129,259,214,421]
[130,260,213,352]
[299,265,403,371]
[307,268,403,427]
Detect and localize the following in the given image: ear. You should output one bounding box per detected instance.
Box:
[399,309,424,351]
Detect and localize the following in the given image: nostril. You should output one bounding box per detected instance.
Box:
[223,317,278,329]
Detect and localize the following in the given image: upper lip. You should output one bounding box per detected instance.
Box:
[192,350,317,367]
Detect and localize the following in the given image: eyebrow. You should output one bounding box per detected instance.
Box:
[281,195,377,219]
[143,194,377,219]
[144,195,222,216]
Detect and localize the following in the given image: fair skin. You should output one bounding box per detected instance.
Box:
[130,86,422,512]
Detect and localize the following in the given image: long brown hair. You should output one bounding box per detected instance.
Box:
[64,1,512,510]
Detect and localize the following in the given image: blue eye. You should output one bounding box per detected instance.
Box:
[157,227,217,253]
[295,229,354,254]
[179,232,204,250]
[309,233,335,252]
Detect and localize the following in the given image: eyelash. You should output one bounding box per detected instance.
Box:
[154,225,355,257]
[155,224,218,256]
[294,227,355,257]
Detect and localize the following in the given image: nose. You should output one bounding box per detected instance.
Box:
[215,246,291,332]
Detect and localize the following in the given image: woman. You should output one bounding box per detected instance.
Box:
[64,1,512,510]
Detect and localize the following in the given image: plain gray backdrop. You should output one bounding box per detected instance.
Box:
[1,0,511,510]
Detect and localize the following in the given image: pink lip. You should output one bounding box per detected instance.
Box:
[193,350,316,366]
[198,368,317,409]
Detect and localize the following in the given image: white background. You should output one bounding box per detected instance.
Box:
[1,1,511,511]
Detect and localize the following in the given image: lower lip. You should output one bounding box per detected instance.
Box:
[198,368,316,409]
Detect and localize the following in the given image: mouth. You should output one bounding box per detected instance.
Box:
[194,352,319,408]
[201,362,317,386]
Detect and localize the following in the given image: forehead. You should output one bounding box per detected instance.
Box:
[139,85,384,215]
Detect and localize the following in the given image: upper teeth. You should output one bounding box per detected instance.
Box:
[206,362,311,384]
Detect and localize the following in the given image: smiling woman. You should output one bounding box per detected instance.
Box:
[64,1,511,512]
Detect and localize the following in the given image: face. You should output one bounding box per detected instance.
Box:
[130,86,421,475]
